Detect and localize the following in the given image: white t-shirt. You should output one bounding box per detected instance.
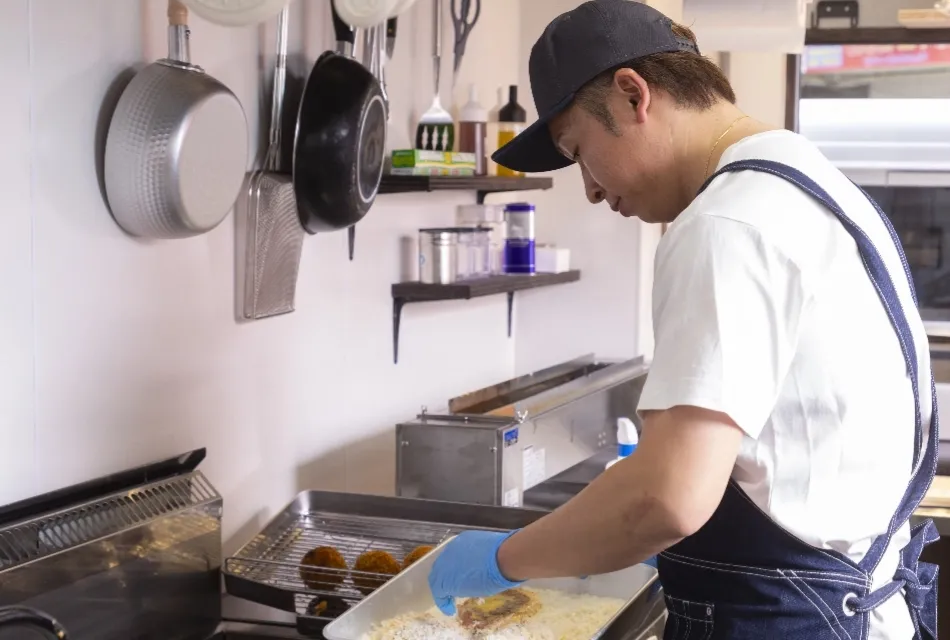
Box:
[638,130,932,640]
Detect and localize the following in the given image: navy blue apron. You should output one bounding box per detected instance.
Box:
[656,160,940,640]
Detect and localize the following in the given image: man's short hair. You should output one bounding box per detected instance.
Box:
[574,24,736,134]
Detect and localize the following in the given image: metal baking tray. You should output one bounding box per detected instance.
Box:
[224,497,461,620]
[324,536,660,640]
[223,492,574,631]
[224,492,665,638]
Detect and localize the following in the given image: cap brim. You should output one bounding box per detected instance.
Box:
[491,97,575,174]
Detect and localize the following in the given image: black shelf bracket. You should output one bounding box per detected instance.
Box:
[391,292,520,364]
[393,297,407,364]
[389,271,581,364]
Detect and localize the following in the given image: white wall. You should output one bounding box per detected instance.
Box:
[0,0,36,513]
[0,0,535,554]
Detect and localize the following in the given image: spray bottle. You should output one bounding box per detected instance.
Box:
[605,417,639,470]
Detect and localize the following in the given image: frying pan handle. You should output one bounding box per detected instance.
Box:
[331,0,356,50]
[361,27,375,70]
[167,0,191,64]
[168,0,188,24]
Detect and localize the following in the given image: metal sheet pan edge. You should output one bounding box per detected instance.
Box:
[323,537,661,640]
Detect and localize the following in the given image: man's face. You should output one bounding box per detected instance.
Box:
[548,71,682,224]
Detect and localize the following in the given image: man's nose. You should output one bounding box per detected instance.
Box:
[581,166,605,204]
[586,186,605,204]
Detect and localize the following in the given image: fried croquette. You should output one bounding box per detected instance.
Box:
[299,546,348,590]
[401,545,435,570]
[352,549,401,595]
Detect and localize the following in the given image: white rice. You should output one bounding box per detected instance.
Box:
[363,588,626,640]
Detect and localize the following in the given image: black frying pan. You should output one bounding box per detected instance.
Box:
[293,2,387,236]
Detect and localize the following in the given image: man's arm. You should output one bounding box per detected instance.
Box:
[496,405,743,581]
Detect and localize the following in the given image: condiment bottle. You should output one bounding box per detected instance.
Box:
[458,84,488,176]
[605,418,639,470]
[497,85,526,178]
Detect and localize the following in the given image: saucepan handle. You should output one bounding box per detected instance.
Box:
[167,0,191,64]
[331,0,356,49]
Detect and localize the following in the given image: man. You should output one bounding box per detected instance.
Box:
[427,1,940,638]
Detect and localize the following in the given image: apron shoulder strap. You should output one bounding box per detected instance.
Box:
[699,158,939,576]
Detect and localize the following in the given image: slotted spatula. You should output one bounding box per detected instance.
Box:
[415,0,454,151]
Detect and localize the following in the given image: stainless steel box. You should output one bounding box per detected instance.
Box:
[396,355,650,507]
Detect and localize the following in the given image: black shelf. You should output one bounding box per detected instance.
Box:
[379,175,554,204]
[391,270,581,363]
[806,27,950,45]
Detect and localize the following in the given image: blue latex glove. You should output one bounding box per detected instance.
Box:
[428,530,523,616]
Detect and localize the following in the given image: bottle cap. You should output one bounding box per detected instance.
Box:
[460,84,488,123]
[616,417,639,458]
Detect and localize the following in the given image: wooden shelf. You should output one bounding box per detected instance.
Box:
[379,175,554,204]
[806,27,950,45]
[391,270,581,363]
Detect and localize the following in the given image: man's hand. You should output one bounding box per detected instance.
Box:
[427,530,523,616]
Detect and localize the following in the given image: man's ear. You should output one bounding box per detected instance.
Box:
[613,68,650,124]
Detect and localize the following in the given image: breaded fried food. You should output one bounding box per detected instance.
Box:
[353,549,401,595]
[401,545,435,570]
[299,546,348,590]
[458,587,542,632]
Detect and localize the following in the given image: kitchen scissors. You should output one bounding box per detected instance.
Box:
[451,0,481,80]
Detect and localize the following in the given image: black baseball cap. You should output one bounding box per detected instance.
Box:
[492,0,700,173]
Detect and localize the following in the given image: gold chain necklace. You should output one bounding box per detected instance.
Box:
[704,115,749,179]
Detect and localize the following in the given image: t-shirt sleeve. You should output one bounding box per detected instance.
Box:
[637,214,807,439]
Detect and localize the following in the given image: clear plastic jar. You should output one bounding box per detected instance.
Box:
[458,227,492,279]
[457,205,505,274]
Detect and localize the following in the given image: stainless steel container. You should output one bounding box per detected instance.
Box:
[396,355,649,507]
[418,228,459,284]
[324,536,660,640]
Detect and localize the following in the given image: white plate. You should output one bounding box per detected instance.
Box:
[333,0,400,28]
[181,0,291,26]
